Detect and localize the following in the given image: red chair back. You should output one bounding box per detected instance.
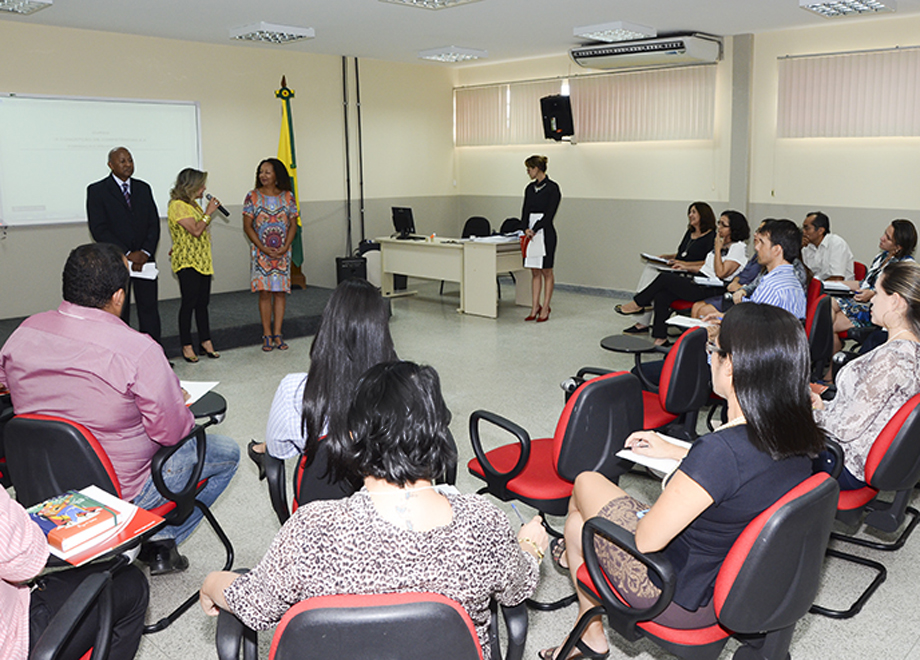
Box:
[806,277,823,309]
[4,414,123,507]
[864,393,920,491]
[269,593,483,660]
[854,261,868,282]
[658,327,710,415]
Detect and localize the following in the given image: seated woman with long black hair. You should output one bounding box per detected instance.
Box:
[247,277,397,498]
[201,362,547,659]
[541,304,824,660]
[618,211,750,346]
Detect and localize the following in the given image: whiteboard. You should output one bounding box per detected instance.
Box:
[0,94,201,226]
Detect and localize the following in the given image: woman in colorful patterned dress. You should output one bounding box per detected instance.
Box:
[168,168,222,363]
[243,158,299,352]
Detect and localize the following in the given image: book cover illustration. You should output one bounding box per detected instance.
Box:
[28,490,119,552]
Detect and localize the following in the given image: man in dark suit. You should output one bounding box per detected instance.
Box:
[86,147,162,344]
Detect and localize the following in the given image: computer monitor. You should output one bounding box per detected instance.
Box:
[392,207,416,239]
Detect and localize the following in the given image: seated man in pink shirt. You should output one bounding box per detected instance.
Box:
[0,243,239,575]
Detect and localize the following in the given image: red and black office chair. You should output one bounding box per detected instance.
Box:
[559,473,838,660]
[29,562,116,660]
[632,327,711,440]
[4,398,234,634]
[216,592,527,660]
[469,370,643,520]
[804,292,834,381]
[810,393,920,618]
[263,434,456,526]
[854,260,868,282]
[262,442,357,526]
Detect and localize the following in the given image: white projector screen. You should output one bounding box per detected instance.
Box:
[0,94,201,227]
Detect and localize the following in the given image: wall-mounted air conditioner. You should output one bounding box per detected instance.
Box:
[570,33,722,70]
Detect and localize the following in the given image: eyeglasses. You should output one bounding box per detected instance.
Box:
[705,341,726,364]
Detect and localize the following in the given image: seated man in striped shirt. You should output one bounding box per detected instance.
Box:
[733,219,807,319]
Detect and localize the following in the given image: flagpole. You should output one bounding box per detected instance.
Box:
[276,76,306,288]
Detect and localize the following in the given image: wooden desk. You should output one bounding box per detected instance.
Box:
[377,237,529,318]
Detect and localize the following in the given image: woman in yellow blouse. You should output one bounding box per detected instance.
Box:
[168,168,222,363]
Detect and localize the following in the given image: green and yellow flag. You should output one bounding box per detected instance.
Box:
[276,76,303,268]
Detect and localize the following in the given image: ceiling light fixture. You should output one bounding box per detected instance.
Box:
[380,0,483,10]
[230,22,315,44]
[419,46,488,63]
[573,21,656,43]
[0,0,51,15]
[799,0,896,18]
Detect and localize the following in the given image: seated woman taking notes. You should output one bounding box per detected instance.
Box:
[541,304,824,660]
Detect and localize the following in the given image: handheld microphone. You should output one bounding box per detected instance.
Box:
[206,193,230,217]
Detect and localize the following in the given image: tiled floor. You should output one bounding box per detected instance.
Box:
[132,281,920,660]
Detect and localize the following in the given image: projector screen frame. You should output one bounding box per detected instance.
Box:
[0,92,202,228]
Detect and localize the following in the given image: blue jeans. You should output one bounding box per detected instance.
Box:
[132,433,239,544]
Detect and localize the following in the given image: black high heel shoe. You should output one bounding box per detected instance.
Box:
[247,440,266,481]
[199,344,220,359]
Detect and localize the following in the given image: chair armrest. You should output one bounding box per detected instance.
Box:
[150,425,208,523]
[264,453,290,526]
[632,354,660,394]
[215,569,257,660]
[189,391,227,427]
[30,570,114,660]
[468,410,531,486]
[823,438,845,479]
[581,516,676,626]
[575,367,613,380]
[216,610,258,660]
[500,602,528,660]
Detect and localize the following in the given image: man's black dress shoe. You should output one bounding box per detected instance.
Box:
[139,540,189,576]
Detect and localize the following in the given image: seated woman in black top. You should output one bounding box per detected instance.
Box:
[540,304,825,660]
[623,202,716,334]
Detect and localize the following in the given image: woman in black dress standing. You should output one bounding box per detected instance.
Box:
[521,155,562,322]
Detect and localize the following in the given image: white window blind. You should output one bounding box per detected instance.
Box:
[569,66,716,142]
[455,85,507,146]
[455,65,716,146]
[777,48,920,138]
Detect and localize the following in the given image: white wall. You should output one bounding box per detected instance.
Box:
[749,14,920,265]
[0,21,456,318]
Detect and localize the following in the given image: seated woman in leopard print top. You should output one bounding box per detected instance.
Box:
[200,362,547,659]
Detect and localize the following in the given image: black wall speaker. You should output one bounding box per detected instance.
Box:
[540,95,574,141]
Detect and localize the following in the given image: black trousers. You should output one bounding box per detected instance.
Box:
[177,268,212,347]
[29,563,148,660]
[121,272,161,344]
[634,272,719,339]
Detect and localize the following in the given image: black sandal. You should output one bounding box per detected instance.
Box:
[538,640,609,660]
[550,537,568,571]
[247,440,266,481]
